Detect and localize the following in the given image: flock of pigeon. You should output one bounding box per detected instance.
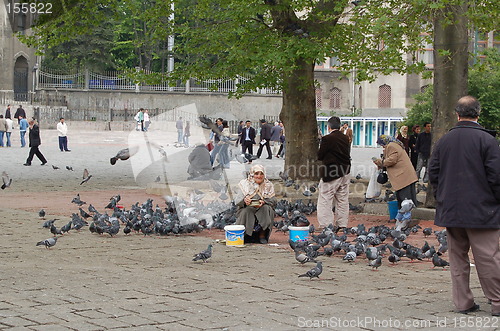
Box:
[34,186,449,281]
[289,223,449,279]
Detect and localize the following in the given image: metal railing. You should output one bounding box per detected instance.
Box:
[37,67,282,95]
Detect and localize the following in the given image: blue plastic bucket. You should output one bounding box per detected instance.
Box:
[224,225,245,246]
[289,226,309,242]
[388,200,399,220]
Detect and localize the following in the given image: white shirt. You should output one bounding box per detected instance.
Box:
[57,122,68,137]
[5,118,13,132]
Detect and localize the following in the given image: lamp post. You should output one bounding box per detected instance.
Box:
[31,63,39,103]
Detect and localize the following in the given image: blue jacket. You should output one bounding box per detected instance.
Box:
[19,118,28,131]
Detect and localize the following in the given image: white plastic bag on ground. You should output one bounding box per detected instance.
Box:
[366,165,382,199]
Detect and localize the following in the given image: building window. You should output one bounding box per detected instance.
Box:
[378,84,391,108]
[315,88,322,109]
[358,86,363,110]
[329,88,341,109]
[418,34,434,67]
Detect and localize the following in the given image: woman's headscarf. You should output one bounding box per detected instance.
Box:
[399,125,408,139]
[238,164,275,199]
[377,134,405,149]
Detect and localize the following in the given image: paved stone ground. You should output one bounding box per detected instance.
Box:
[0,127,497,330]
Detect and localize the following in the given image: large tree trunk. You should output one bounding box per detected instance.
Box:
[425,3,468,207]
[280,59,320,181]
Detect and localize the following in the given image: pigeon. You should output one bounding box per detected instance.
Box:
[39,209,46,219]
[199,116,222,135]
[388,254,401,264]
[36,237,58,248]
[303,185,312,197]
[298,261,323,279]
[80,168,92,185]
[423,227,433,237]
[193,244,213,262]
[42,219,58,228]
[50,224,62,236]
[60,221,72,234]
[110,146,139,165]
[79,208,91,219]
[88,204,98,214]
[432,253,450,268]
[71,194,86,206]
[66,166,74,171]
[342,251,357,262]
[52,165,60,170]
[295,250,316,264]
[1,171,12,189]
[369,256,383,270]
[155,176,161,182]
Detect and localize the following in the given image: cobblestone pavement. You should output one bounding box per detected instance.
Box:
[0,127,497,330]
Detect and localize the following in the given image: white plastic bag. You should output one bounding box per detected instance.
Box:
[366,165,382,198]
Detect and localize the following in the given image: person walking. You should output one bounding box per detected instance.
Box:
[316,116,351,231]
[270,121,281,157]
[57,117,71,152]
[183,120,190,147]
[240,120,256,161]
[408,125,420,169]
[235,120,244,148]
[24,119,47,166]
[209,118,224,166]
[134,109,144,131]
[277,122,285,158]
[5,116,13,147]
[19,116,28,147]
[256,119,272,159]
[176,117,183,143]
[428,95,500,317]
[415,122,431,182]
[14,105,26,124]
[5,104,11,119]
[0,115,6,147]
[143,109,151,131]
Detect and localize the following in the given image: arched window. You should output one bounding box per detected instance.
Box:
[329,88,341,109]
[358,86,363,110]
[378,84,391,108]
[315,88,322,109]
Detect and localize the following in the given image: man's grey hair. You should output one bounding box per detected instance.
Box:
[455,95,481,119]
[327,116,341,130]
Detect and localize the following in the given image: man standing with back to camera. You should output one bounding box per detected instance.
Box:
[316,116,351,232]
[428,96,499,317]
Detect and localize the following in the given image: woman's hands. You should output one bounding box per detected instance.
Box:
[244,195,264,207]
[373,158,383,168]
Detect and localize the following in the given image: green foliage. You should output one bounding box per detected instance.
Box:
[469,48,500,132]
[404,85,433,128]
[405,48,500,132]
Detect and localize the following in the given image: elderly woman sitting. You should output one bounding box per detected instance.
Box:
[236,165,277,244]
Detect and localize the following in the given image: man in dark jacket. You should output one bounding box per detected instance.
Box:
[428,96,500,317]
[415,121,431,182]
[23,120,47,166]
[256,119,272,159]
[14,105,26,124]
[240,120,256,158]
[316,116,351,231]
